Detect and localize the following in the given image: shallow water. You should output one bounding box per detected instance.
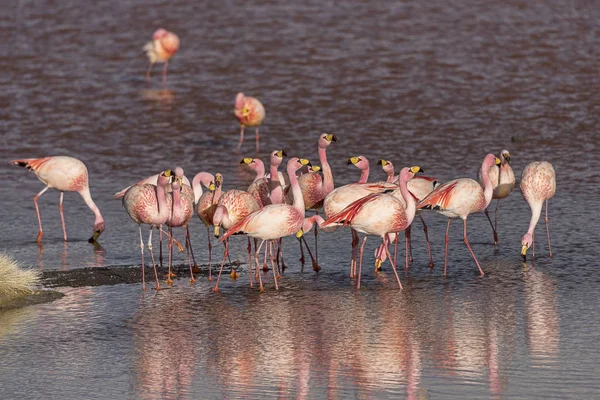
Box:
[2,0,600,398]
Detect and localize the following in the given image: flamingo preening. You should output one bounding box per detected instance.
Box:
[122,170,173,290]
[478,150,515,245]
[11,156,105,245]
[144,28,180,84]
[219,158,311,292]
[234,93,265,152]
[323,166,423,289]
[520,161,556,261]
[417,154,501,277]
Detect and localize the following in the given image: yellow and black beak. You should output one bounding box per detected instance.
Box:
[378,159,388,166]
[521,245,528,261]
[295,229,304,240]
[89,231,102,243]
[325,133,337,143]
[311,166,322,172]
[299,158,312,167]
[347,156,361,165]
[214,226,220,238]
[215,174,223,187]
[208,182,216,191]
[276,150,287,158]
[505,155,511,163]
[495,157,501,166]
[410,166,424,174]
[240,157,253,165]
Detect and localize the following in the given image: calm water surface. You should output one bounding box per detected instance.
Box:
[2,0,600,398]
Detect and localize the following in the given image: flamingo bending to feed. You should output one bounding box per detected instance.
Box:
[212,187,261,292]
[165,171,196,284]
[417,154,501,276]
[323,166,424,289]
[520,161,556,261]
[11,156,105,245]
[196,173,222,280]
[122,170,173,290]
[478,150,515,245]
[219,158,311,292]
[144,28,180,84]
[234,92,265,152]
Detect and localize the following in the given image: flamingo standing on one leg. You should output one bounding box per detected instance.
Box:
[219,158,311,292]
[212,187,261,292]
[323,167,423,289]
[122,170,173,291]
[520,161,556,261]
[11,156,105,245]
[234,92,265,152]
[196,173,222,281]
[417,154,501,277]
[478,149,515,245]
[144,28,180,84]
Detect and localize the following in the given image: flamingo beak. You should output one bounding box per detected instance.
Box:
[521,245,528,261]
[505,155,511,163]
[89,230,102,243]
[375,258,382,271]
[348,157,360,165]
[240,158,253,165]
[214,226,220,238]
[295,229,304,240]
[495,157,501,166]
[377,159,387,166]
[410,166,424,174]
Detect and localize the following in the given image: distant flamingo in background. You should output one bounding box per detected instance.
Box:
[144,28,180,84]
[417,154,501,276]
[212,186,261,292]
[234,93,265,152]
[520,161,556,261]
[219,158,311,292]
[11,156,105,245]
[196,173,222,280]
[122,170,173,290]
[478,150,515,245]
[323,167,423,289]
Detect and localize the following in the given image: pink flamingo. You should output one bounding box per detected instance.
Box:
[268,150,288,205]
[144,28,180,84]
[165,170,196,284]
[196,173,222,280]
[378,159,396,182]
[292,133,337,264]
[122,170,173,290]
[323,166,423,289]
[478,150,515,245]
[234,92,265,152]
[417,154,501,276]
[11,156,105,245]
[114,173,191,200]
[520,161,556,261]
[241,157,270,207]
[219,158,311,292]
[212,187,261,292]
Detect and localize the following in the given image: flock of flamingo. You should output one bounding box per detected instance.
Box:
[9,29,557,292]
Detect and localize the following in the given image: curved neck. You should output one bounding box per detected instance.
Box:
[287,164,305,212]
[386,170,394,183]
[192,172,214,204]
[527,202,543,236]
[254,161,266,181]
[172,185,181,220]
[358,166,369,184]
[214,205,231,228]
[319,146,334,192]
[399,175,416,225]
[156,182,170,223]
[79,187,104,227]
[481,165,494,208]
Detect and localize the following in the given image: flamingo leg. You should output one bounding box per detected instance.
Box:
[299,238,305,266]
[463,218,485,276]
[254,238,259,279]
[301,236,320,272]
[214,239,229,292]
[484,207,499,246]
[186,228,195,283]
[494,199,500,239]
[255,239,266,292]
[375,243,385,272]
[167,227,174,285]
[159,228,164,268]
[269,241,279,290]
[247,237,254,287]
[145,63,153,82]
[262,242,269,271]
[350,228,359,278]
[357,236,367,289]
[314,217,319,263]
[206,226,213,281]
[393,233,399,272]
[532,232,535,259]
[139,225,146,291]
[186,227,200,273]
[255,127,260,153]
[444,218,451,277]
[58,192,68,242]
[148,227,161,290]
[545,200,552,258]
[405,229,410,270]
[162,61,168,85]
[419,214,434,268]
[33,186,49,244]
[237,125,245,151]
[276,238,286,272]
[384,241,403,290]
[406,225,413,264]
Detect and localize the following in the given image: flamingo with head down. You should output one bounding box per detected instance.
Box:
[234,92,265,152]
[417,154,501,276]
[144,28,180,84]
[520,161,556,262]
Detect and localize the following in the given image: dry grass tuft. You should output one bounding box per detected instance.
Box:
[0,253,40,300]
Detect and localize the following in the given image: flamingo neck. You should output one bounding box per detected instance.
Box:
[212,184,223,206]
[318,146,334,192]
[254,161,266,181]
[171,185,181,220]
[79,187,104,229]
[269,163,283,204]
[156,181,170,224]
[481,162,495,208]
[386,171,394,183]
[192,172,214,204]
[527,201,543,236]
[287,164,305,213]
[399,174,416,226]
[358,165,369,184]
[213,205,231,229]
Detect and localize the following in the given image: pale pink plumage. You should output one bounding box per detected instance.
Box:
[144,28,180,83]
[234,92,266,152]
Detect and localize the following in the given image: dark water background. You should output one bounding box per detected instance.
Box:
[2,0,600,398]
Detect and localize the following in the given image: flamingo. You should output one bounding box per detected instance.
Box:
[11,156,105,245]
[268,150,289,205]
[165,171,196,284]
[212,187,261,292]
[234,92,265,152]
[241,157,271,207]
[322,166,424,289]
[478,150,515,245]
[122,170,173,290]
[520,161,556,261]
[378,159,396,182]
[417,154,501,277]
[144,28,180,84]
[218,157,311,292]
[196,173,222,280]
[114,173,191,199]
[291,133,337,265]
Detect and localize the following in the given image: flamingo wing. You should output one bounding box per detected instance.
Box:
[416,180,459,211]
[11,157,52,172]
[322,193,381,227]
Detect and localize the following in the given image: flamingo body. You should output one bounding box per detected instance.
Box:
[234,93,265,151]
[144,29,180,82]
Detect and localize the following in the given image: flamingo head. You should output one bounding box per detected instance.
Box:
[157,169,174,187]
[378,159,395,177]
[482,154,502,172]
[174,167,185,185]
[347,156,369,172]
[270,150,287,167]
[398,166,424,183]
[90,221,105,243]
[240,157,263,174]
[318,133,337,149]
[311,165,322,172]
[521,233,533,261]
[160,31,180,55]
[214,173,223,189]
[288,157,311,174]
[152,28,168,40]
[213,206,225,237]
[234,93,250,120]
[500,149,511,165]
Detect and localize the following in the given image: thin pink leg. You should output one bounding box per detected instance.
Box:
[393,233,399,272]
[444,218,451,277]
[167,227,174,285]
[237,125,245,150]
[139,226,146,291]
[357,236,367,289]
[494,199,500,239]
[350,229,359,278]
[254,238,259,279]
[247,237,254,287]
[314,216,319,263]
[463,218,485,276]
[206,227,213,281]
[159,228,164,268]
[186,226,199,271]
[255,240,266,292]
[162,61,168,85]
[384,242,403,290]
[405,230,410,270]
[58,192,67,242]
[186,228,195,283]
[263,243,269,271]
[148,227,161,290]
[301,236,320,271]
[299,237,306,266]
[213,240,229,292]
[420,215,434,268]
[255,127,260,153]
[406,225,413,264]
[33,186,49,244]
[145,63,153,82]
[545,200,552,258]
[269,241,279,290]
